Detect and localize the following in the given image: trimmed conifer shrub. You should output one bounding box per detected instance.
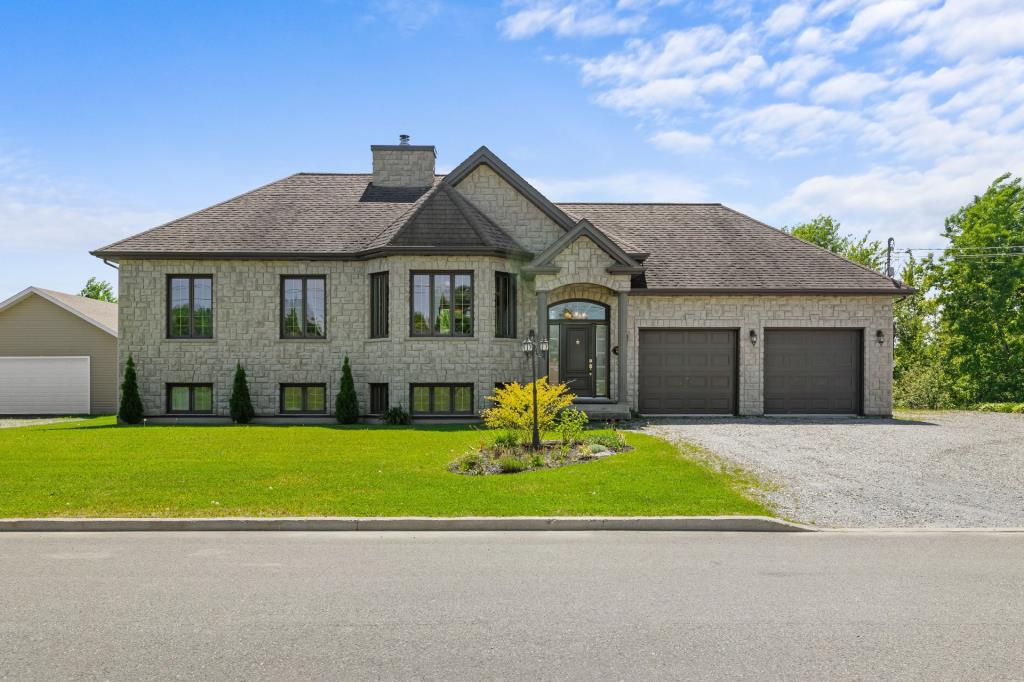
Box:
[335,356,359,424]
[118,355,144,424]
[229,361,255,424]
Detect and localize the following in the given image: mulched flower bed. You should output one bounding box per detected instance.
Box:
[448,437,632,476]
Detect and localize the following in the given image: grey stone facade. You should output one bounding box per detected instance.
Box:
[628,294,894,416]
[118,256,534,417]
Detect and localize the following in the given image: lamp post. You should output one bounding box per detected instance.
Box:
[522,329,549,449]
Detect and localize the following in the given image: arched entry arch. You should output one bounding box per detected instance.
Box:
[547,299,610,398]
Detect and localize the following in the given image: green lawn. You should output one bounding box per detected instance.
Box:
[0,417,771,518]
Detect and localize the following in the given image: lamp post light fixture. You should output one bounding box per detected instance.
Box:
[522,329,549,449]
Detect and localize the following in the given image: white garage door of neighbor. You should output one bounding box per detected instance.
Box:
[0,356,90,415]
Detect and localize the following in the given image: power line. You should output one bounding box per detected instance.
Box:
[904,245,1024,252]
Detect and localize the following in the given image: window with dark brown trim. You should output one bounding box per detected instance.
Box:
[167,275,213,339]
[409,384,474,416]
[370,272,389,339]
[166,384,214,414]
[495,271,517,339]
[279,384,327,414]
[281,276,326,339]
[410,272,473,336]
[370,383,389,415]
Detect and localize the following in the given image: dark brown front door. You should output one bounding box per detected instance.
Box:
[561,324,595,397]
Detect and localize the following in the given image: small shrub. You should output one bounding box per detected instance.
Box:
[893,360,955,409]
[590,443,609,454]
[497,456,528,473]
[528,452,546,468]
[588,432,626,450]
[382,406,411,425]
[577,443,593,457]
[453,452,484,474]
[118,355,144,424]
[492,430,521,448]
[557,408,589,445]
[228,362,255,424]
[482,378,575,443]
[335,356,359,424]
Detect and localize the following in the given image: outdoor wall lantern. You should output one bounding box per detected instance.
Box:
[521,329,550,449]
[876,329,886,345]
[749,329,758,345]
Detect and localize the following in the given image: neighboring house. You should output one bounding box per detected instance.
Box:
[0,287,118,415]
[92,139,912,421]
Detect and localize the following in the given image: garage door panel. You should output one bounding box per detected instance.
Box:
[639,329,737,415]
[764,330,861,415]
[0,357,90,415]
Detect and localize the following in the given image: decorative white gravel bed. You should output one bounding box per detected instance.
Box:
[643,411,1024,528]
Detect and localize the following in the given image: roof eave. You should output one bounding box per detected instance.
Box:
[629,286,916,296]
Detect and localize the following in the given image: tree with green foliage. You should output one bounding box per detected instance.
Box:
[229,362,255,424]
[930,173,1024,404]
[335,356,359,424]
[892,255,954,408]
[118,355,144,424]
[80,276,117,303]
[783,214,886,271]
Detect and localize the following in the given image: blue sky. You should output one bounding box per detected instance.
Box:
[2,0,1022,299]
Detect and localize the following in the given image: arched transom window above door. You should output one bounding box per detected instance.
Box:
[548,300,607,322]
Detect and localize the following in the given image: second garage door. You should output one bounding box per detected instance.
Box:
[638,329,737,414]
[764,329,861,414]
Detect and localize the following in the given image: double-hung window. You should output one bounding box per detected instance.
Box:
[410,272,473,336]
[495,272,517,339]
[167,275,213,338]
[281,276,326,339]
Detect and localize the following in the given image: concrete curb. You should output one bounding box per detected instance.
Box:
[0,515,814,533]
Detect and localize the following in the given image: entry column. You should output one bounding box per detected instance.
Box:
[617,290,628,406]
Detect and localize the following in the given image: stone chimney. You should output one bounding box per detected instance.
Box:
[371,135,436,187]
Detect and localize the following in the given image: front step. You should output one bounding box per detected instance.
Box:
[573,401,631,421]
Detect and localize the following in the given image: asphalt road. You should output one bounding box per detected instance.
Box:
[1,531,1022,681]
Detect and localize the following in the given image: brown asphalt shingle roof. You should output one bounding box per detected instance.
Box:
[93,173,909,293]
[557,203,908,292]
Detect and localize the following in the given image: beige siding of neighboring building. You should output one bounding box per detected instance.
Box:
[0,294,118,414]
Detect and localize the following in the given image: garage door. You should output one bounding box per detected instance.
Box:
[764,330,861,414]
[639,329,737,414]
[0,357,90,415]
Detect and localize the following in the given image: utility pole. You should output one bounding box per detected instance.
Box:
[886,237,895,277]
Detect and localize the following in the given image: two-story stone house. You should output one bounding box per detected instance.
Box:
[92,139,912,421]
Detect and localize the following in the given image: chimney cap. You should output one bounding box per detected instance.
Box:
[399,134,410,145]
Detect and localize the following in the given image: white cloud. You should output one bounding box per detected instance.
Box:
[771,151,1024,248]
[649,130,715,153]
[530,172,708,201]
[811,71,888,103]
[501,0,1024,245]
[715,103,868,156]
[0,153,172,253]
[500,0,646,39]
[764,2,808,35]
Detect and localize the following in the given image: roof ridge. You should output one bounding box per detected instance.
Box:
[372,182,445,247]
[555,202,724,206]
[91,173,303,256]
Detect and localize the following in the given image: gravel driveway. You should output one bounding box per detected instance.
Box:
[0,417,82,429]
[644,411,1024,528]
